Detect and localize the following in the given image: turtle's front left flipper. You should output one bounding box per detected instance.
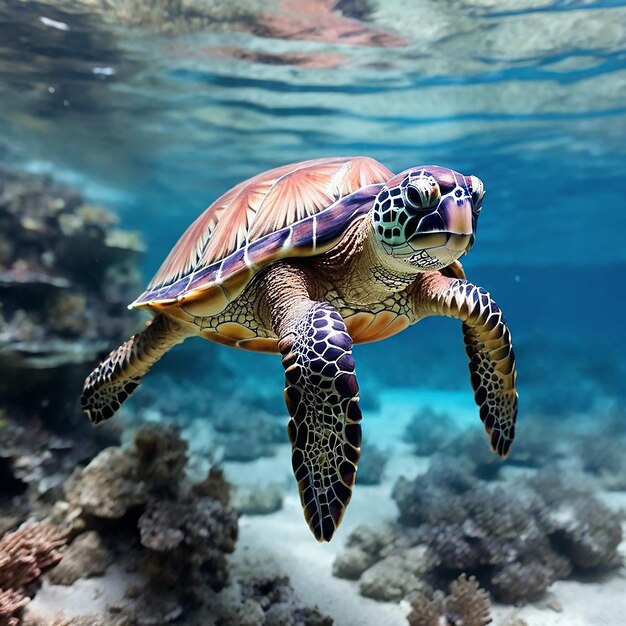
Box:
[412,273,518,457]
[264,267,361,542]
[279,303,362,542]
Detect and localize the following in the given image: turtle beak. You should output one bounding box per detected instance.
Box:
[439,195,474,236]
[446,233,472,254]
[411,194,475,237]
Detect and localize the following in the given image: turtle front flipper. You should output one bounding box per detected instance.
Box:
[81,315,189,425]
[263,265,361,542]
[278,303,362,542]
[413,273,518,457]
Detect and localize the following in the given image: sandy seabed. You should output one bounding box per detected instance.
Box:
[27,390,626,626]
[227,390,626,626]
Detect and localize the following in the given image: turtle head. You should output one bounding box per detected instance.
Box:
[371,166,484,272]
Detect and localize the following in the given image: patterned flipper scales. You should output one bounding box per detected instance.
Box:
[81,315,188,425]
[415,274,518,457]
[278,303,362,542]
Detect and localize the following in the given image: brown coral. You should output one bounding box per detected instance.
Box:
[64,425,189,520]
[139,496,238,592]
[407,574,492,626]
[65,447,146,519]
[0,589,29,626]
[47,531,112,585]
[0,521,66,625]
[447,575,492,626]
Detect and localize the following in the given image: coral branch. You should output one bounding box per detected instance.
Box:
[0,521,66,625]
[0,589,29,626]
[407,574,492,626]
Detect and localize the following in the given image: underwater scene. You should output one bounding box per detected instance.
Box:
[1,0,626,624]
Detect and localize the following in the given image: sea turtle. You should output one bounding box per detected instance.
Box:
[82,156,518,542]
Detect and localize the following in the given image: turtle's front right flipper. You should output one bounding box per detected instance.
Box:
[81,315,189,425]
[412,273,518,457]
[277,301,362,542]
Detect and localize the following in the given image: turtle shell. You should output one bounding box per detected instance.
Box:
[132,156,393,316]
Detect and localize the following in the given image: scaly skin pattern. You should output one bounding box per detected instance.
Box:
[185,216,416,350]
[410,272,518,457]
[259,264,362,541]
[280,303,361,541]
[81,316,190,425]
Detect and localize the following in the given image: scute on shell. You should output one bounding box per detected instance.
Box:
[131,156,392,313]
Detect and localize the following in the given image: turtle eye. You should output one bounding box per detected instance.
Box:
[405,185,425,208]
[404,178,440,211]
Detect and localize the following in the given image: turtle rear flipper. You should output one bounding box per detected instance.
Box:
[81,315,189,425]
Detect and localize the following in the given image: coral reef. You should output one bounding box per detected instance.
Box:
[0,521,66,626]
[407,574,492,626]
[332,523,397,581]
[403,407,459,456]
[574,432,626,491]
[209,399,285,462]
[64,424,187,521]
[547,497,622,570]
[452,429,505,481]
[0,413,115,536]
[358,547,431,601]
[13,425,330,625]
[47,531,112,585]
[139,496,238,592]
[500,417,565,471]
[190,466,231,505]
[0,589,28,626]
[334,460,623,606]
[356,440,388,485]
[0,168,142,429]
[403,413,568,484]
[232,576,333,626]
[332,546,376,581]
[65,447,148,519]
[0,421,48,532]
[46,425,238,615]
[133,375,287,466]
[428,412,622,485]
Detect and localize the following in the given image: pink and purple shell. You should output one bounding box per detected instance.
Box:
[131,156,393,314]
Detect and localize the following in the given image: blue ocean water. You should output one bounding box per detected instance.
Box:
[3,0,625,398]
[1,1,626,623]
